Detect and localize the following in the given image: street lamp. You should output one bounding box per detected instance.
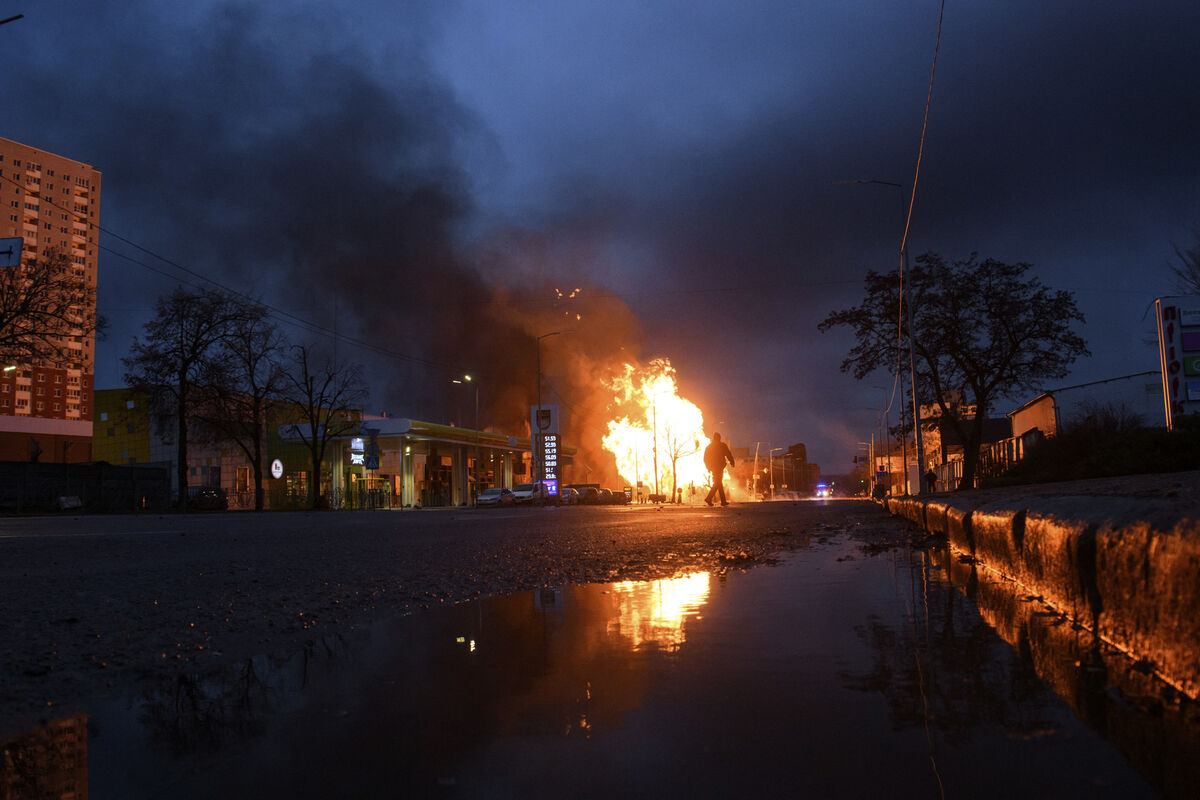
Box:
[452,374,481,500]
[837,178,927,493]
[769,447,783,500]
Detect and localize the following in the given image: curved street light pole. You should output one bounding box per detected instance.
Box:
[837,178,926,494]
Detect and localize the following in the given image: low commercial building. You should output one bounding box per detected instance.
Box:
[93,388,574,509]
[299,417,575,509]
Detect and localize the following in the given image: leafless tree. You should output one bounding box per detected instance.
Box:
[0,246,103,368]
[821,254,1089,490]
[1169,226,1200,294]
[194,308,287,510]
[123,288,259,509]
[278,344,366,509]
[663,427,700,503]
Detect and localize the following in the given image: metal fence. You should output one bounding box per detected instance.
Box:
[0,461,170,513]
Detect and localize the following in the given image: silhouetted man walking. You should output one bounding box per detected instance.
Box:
[703,432,735,506]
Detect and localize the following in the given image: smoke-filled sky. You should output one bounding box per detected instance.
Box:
[4,1,1199,474]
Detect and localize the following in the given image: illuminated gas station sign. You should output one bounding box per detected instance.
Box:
[541,433,559,481]
[350,436,365,466]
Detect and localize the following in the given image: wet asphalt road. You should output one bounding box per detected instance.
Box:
[0,499,905,726]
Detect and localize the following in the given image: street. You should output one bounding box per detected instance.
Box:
[0,500,877,722]
[1,501,1196,797]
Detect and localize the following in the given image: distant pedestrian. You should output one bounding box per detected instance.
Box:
[925,469,937,493]
[703,432,736,507]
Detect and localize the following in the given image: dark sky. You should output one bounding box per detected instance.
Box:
[5,0,1199,472]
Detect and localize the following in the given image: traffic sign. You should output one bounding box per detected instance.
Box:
[0,238,22,268]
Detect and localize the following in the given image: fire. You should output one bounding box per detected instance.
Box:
[601,359,717,499]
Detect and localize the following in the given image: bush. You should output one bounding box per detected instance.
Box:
[986,412,1200,486]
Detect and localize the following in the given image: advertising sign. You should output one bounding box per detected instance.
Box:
[349,436,365,466]
[530,404,560,481]
[1156,296,1200,428]
[540,433,559,482]
[0,238,21,268]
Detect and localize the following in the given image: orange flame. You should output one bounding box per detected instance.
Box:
[601,359,715,498]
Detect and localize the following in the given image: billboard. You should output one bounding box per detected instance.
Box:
[530,404,559,481]
[1156,296,1200,429]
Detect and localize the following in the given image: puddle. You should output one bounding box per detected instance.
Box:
[4,535,1196,798]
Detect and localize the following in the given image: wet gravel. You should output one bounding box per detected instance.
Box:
[0,500,913,728]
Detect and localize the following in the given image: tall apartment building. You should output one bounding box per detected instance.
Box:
[0,136,100,462]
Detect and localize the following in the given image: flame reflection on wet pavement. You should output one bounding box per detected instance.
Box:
[9,535,1196,798]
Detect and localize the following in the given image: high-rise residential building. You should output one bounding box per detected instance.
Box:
[0,136,100,462]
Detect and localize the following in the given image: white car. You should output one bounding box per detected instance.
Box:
[477,487,515,507]
[559,487,579,505]
[511,482,551,505]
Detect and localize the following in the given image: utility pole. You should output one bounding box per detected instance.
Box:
[652,400,659,496]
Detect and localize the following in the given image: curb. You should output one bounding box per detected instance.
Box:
[883,495,1200,699]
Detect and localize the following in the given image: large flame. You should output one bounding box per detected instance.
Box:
[601,359,717,498]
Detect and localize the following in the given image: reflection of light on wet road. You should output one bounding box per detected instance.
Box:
[608,572,710,650]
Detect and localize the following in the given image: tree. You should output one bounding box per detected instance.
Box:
[663,426,700,503]
[0,246,103,367]
[194,307,286,511]
[279,344,366,509]
[1168,226,1200,294]
[820,253,1089,490]
[123,288,259,509]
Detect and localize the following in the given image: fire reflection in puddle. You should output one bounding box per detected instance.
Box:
[607,572,710,651]
[5,538,1197,798]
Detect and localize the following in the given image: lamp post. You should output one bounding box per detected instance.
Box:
[857,441,872,496]
[452,374,481,500]
[652,400,659,496]
[769,446,783,500]
[837,178,927,493]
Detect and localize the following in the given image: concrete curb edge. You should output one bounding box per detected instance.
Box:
[881,495,1200,699]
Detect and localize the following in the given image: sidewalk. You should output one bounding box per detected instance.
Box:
[881,470,1200,699]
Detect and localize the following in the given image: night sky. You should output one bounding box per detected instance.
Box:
[4,1,1199,476]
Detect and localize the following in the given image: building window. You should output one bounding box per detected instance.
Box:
[126,424,135,434]
[126,399,134,409]
[99,411,107,421]
[107,427,114,436]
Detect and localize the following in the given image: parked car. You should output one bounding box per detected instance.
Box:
[512,482,551,505]
[597,488,614,504]
[577,487,600,505]
[187,486,228,511]
[559,487,579,505]
[477,487,515,507]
